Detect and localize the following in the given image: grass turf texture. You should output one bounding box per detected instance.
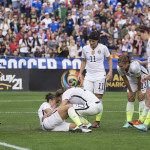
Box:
[0,92,149,150]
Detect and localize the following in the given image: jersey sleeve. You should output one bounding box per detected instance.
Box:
[43,102,52,110]
[62,89,72,101]
[81,46,86,59]
[104,46,110,58]
[117,65,125,76]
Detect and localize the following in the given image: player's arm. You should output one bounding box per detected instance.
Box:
[141,73,150,82]
[122,75,132,92]
[60,99,68,107]
[106,56,113,81]
[78,58,86,81]
[136,73,145,101]
[42,108,53,122]
[136,60,148,65]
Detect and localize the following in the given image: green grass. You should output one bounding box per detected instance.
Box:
[0,92,149,150]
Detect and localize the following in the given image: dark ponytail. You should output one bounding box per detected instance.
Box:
[45,93,55,102]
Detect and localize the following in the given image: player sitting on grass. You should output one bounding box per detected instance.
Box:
[38,92,91,133]
[117,55,148,128]
[55,87,103,128]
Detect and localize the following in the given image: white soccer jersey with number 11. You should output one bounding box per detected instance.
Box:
[82,44,110,81]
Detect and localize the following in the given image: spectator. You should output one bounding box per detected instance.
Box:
[47,34,59,57]
[43,2,54,16]
[41,12,52,28]
[110,49,119,58]
[57,40,69,58]
[48,16,60,33]
[65,13,74,36]
[69,39,77,58]
[10,15,20,34]
[19,34,30,57]
[0,29,4,44]
[0,18,9,36]
[34,47,43,57]
[31,34,42,53]
[10,36,18,53]
[99,22,110,46]
[79,20,90,42]
[54,2,68,23]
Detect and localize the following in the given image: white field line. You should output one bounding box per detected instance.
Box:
[0,99,127,102]
[0,142,30,150]
[0,111,139,114]
[0,100,43,102]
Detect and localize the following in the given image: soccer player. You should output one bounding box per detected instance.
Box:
[78,30,113,128]
[55,87,103,127]
[38,92,91,132]
[117,55,148,128]
[130,26,150,132]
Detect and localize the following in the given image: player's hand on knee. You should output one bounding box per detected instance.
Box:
[138,90,145,101]
[127,91,135,101]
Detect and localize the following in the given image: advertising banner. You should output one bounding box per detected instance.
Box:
[0,70,29,91]
[0,58,119,69]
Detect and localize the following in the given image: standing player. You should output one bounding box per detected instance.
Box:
[130,26,150,131]
[38,92,91,132]
[56,87,103,128]
[117,55,148,128]
[78,31,113,128]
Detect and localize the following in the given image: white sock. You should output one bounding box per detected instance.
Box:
[126,102,134,122]
[139,100,145,119]
[140,106,150,122]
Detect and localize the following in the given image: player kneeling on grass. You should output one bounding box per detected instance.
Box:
[55,87,103,128]
[117,55,148,128]
[38,93,91,133]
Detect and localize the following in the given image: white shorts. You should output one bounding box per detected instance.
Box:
[73,101,102,117]
[83,78,106,94]
[42,110,70,132]
[127,77,147,93]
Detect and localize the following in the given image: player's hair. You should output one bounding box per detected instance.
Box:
[45,93,55,102]
[89,30,100,41]
[55,87,67,98]
[137,25,150,33]
[118,55,131,64]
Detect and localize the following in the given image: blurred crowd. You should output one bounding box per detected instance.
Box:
[0,0,150,58]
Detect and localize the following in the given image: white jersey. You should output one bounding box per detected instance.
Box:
[62,87,99,105]
[38,102,53,126]
[117,61,148,81]
[82,43,110,81]
[146,38,150,72]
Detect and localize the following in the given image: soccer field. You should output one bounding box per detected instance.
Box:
[0,92,149,150]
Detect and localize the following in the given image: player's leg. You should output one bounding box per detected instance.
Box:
[131,81,150,125]
[92,78,106,128]
[123,80,136,128]
[83,79,94,92]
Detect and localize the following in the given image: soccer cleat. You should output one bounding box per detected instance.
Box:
[129,119,143,126]
[86,122,92,129]
[133,124,148,132]
[92,121,100,128]
[79,124,92,133]
[70,126,82,133]
[122,122,132,128]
